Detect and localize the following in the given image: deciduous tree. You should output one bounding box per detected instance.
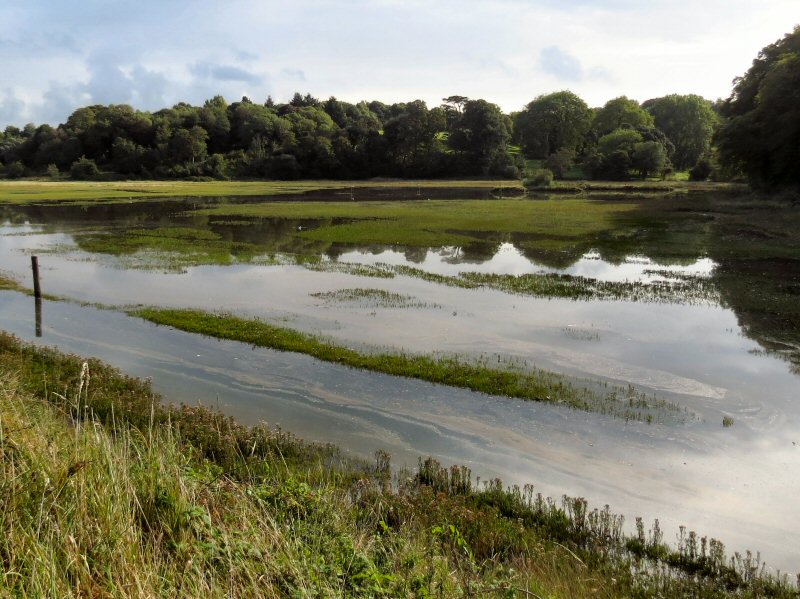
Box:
[716,25,800,187]
[514,91,591,158]
[644,94,719,170]
[593,96,653,136]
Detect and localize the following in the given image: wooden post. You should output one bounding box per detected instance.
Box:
[35,297,42,338]
[31,255,41,299]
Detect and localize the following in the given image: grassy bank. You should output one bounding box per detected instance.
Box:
[1,331,797,597]
[0,178,732,205]
[0,179,519,204]
[133,307,677,422]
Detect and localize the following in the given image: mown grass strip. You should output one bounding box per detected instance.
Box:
[133,307,595,410]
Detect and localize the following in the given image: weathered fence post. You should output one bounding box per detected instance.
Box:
[35,297,42,337]
[31,255,41,299]
[31,255,42,337]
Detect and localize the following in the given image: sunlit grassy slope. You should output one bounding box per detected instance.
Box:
[1,331,796,597]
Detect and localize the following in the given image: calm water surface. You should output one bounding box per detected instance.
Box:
[1,202,798,571]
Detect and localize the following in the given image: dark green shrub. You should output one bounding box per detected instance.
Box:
[523,168,554,188]
[689,158,712,181]
[5,161,26,179]
[70,156,100,180]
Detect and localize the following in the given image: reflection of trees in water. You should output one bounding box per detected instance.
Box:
[515,242,590,270]
[458,197,800,372]
[207,216,336,256]
[402,247,428,264]
[8,193,799,372]
[600,195,800,371]
[714,258,800,373]
[0,199,196,227]
[452,242,500,263]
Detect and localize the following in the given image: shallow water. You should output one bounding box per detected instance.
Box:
[1,201,799,571]
[1,292,798,571]
[0,225,791,424]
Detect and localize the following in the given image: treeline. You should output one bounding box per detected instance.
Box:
[0,95,521,181]
[0,92,717,182]
[0,26,797,187]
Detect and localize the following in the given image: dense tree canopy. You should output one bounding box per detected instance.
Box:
[513,91,592,159]
[448,99,512,175]
[643,94,719,170]
[1,66,781,185]
[716,25,800,188]
[592,96,654,137]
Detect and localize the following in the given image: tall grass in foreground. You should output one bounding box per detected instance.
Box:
[0,332,798,597]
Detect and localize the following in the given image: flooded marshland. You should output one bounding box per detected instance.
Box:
[1,188,799,571]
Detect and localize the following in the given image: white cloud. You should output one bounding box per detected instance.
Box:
[190,62,264,85]
[0,0,797,126]
[539,46,584,82]
[0,89,27,126]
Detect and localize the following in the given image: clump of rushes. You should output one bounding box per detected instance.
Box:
[0,273,25,292]
[311,287,440,309]
[300,261,719,305]
[303,259,395,278]
[132,307,678,421]
[457,271,720,304]
[1,333,797,597]
[384,265,719,305]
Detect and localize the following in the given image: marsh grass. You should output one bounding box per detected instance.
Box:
[132,307,680,422]
[302,259,395,279]
[7,194,726,306]
[563,325,601,341]
[311,288,441,309]
[0,272,25,292]
[458,271,721,304]
[199,197,638,248]
[384,263,719,304]
[75,225,261,270]
[1,332,797,598]
[6,184,800,366]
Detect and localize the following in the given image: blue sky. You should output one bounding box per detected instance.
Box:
[0,0,796,127]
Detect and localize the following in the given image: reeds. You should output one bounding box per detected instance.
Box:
[310,287,441,309]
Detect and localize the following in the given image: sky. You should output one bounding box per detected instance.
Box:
[0,0,797,127]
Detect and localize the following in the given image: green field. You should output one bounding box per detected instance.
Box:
[198,196,637,246]
[0,178,743,204]
[0,179,519,203]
